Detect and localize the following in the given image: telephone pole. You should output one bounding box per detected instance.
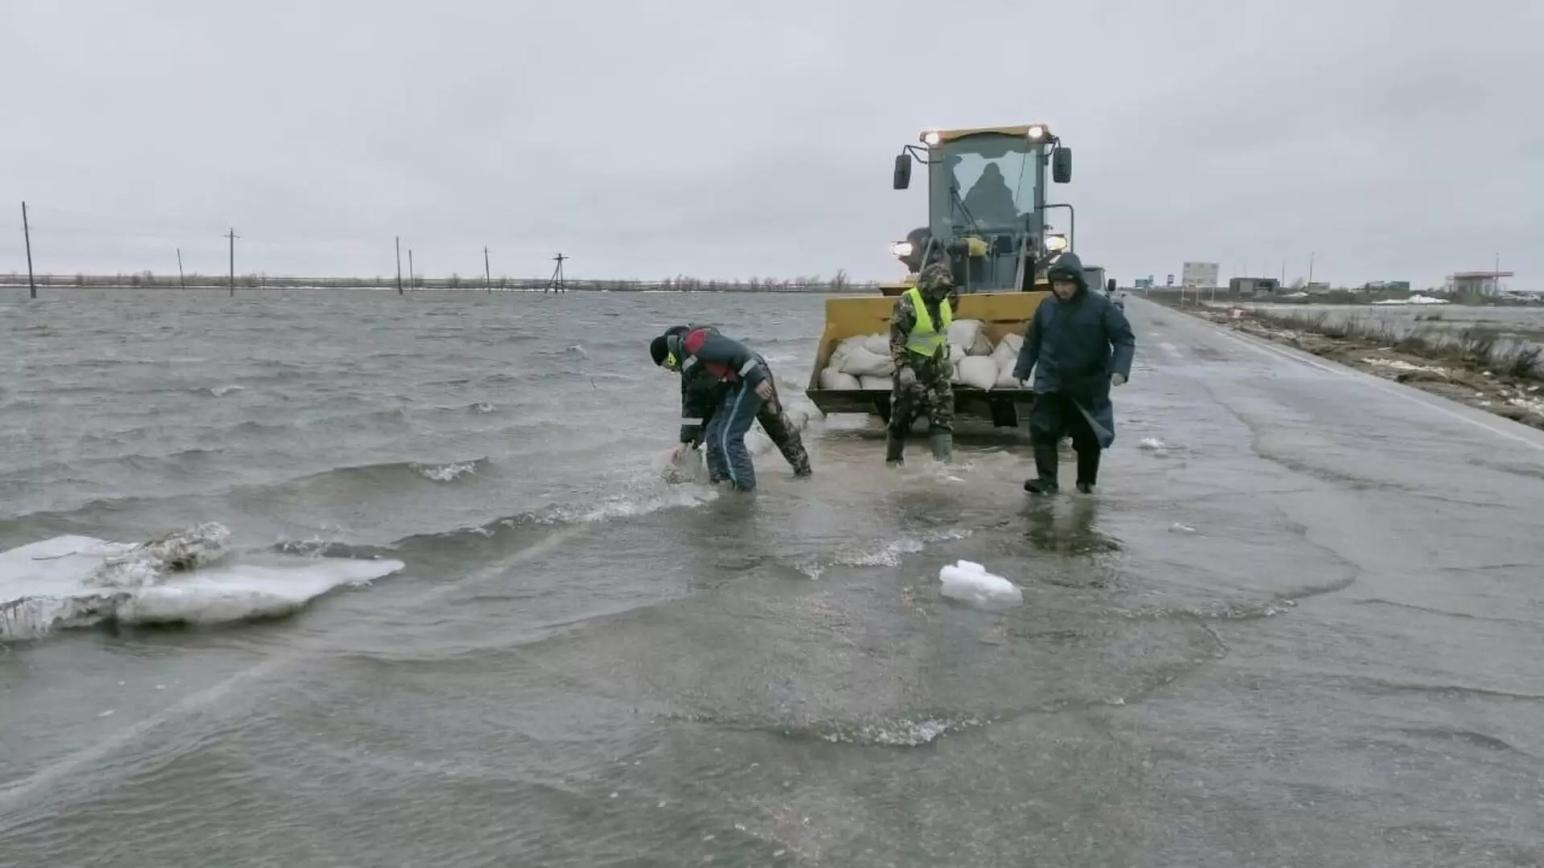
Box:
[1308,251,1315,286]
[484,246,492,293]
[226,228,239,296]
[22,201,37,299]
[177,248,186,289]
[395,236,403,295]
[408,248,415,291]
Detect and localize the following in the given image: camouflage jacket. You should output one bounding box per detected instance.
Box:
[889,290,957,379]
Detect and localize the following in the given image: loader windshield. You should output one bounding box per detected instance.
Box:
[929,133,1040,234]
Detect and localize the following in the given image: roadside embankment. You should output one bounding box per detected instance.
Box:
[1175,303,1544,430]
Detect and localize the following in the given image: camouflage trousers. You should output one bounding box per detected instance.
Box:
[759,381,812,476]
[888,371,954,435]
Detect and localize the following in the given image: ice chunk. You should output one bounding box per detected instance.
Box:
[938,560,1022,609]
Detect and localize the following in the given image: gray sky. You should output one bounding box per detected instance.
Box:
[3,0,1540,287]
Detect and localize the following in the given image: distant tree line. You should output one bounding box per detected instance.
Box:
[0,268,872,294]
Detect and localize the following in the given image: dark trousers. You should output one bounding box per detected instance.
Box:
[704,382,765,491]
[700,381,810,476]
[1029,393,1101,486]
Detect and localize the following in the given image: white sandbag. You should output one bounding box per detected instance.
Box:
[949,344,967,365]
[996,332,1024,355]
[939,560,1022,609]
[956,356,997,390]
[948,319,980,350]
[991,341,1020,388]
[839,345,895,378]
[991,336,1022,367]
[820,367,862,390]
[862,333,890,355]
[859,375,892,391]
[951,361,964,384]
[949,319,992,356]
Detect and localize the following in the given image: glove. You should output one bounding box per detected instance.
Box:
[1111,373,1128,387]
[895,366,918,389]
[754,380,774,401]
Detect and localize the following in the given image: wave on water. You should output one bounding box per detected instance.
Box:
[410,460,481,482]
[0,523,403,642]
[786,714,987,747]
[796,529,973,580]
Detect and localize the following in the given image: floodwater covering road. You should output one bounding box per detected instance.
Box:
[2,292,1542,866]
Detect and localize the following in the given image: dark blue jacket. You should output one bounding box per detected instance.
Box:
[1013,288,1136,442]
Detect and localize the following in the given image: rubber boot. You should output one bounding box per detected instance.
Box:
[928,429,953,462]
[1024,444,1060,494]
[1076,446,1100,494]
[885,433,906,465]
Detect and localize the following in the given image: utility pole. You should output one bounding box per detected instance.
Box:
[546,253,567,293]
[1494,251,1501,294]
[22,201,37,299]
[395,236,403,295]
[484,246,491,293]
[408,248,415,291]
[177,248,186,289]
[226,228,239,296]
[1308,251,1315,286]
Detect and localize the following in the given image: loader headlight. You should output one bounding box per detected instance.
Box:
[1044,234,1068,252]
[890,241,915,257]
[922,130,942,146]
[1027,125,1047,140]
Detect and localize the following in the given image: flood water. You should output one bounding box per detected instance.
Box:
[3,290,1542,866]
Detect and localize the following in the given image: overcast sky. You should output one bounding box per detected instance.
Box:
[3,0,1540,287]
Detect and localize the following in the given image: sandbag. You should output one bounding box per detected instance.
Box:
[957,356,997,390]
[949,344,967,365]
[839,345,894,378]
[862,333,890,355]
[990,338,1019,372]
[820,367,861,390]
[995,367,1023,389]
[859,375,892,391]
[949,319,992,356]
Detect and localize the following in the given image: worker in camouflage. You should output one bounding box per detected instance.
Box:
[886,262,958,464]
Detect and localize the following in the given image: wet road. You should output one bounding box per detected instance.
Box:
[3,293,1543,866]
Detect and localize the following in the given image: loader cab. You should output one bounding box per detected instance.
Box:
[892,124,1072,293]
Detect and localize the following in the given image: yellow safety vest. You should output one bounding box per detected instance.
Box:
[903,287,952,358]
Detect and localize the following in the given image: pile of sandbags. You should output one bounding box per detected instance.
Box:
[817,322,1031,392]
[822,333,893,388]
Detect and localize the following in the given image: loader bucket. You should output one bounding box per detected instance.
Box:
[805,291,1049,426]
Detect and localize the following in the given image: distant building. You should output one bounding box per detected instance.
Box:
[1228,277,1280,295]
[1446,270,1515,295]
[1182,261,1219,288]
[1362,280,1411,292]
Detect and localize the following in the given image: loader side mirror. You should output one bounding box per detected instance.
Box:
[1107,278,1117,295]
[893,153,912,190]
[1052,147,1072,183]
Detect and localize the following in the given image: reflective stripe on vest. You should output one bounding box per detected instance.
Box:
[903,287,952,358]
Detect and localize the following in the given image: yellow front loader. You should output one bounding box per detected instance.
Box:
[805,123,1076,428]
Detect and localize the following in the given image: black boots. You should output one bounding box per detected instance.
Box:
[1076,446,1100,492]
[1025,444,1059,494]
[885,433,905,465]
